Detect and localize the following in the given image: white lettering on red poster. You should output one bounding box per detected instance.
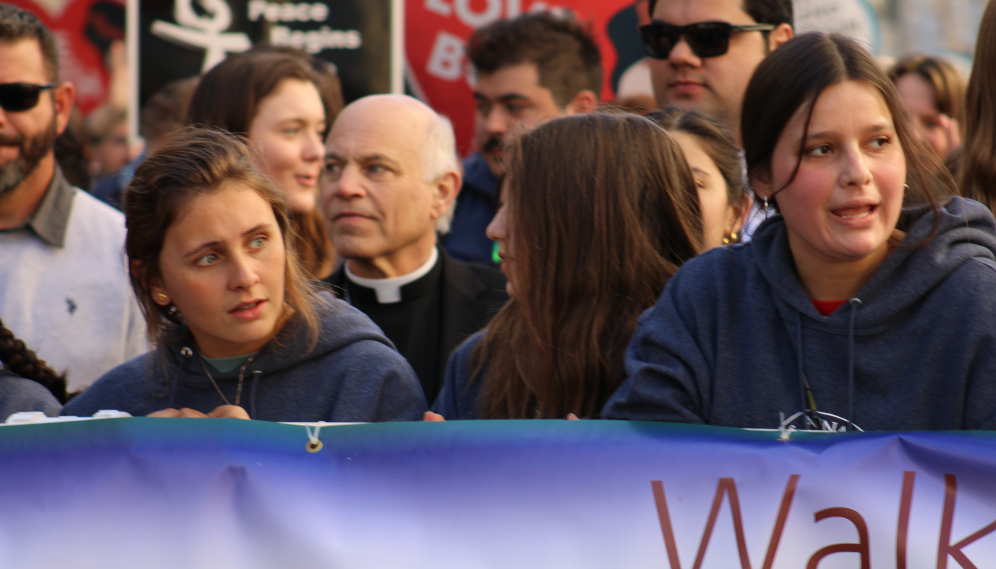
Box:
[406,0,637,155]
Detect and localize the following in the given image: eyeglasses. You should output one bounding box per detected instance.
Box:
[0,82,56,113]
[640,21,776,59]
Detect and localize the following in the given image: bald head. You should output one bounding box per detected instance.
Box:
[336,94,437,137]
[332,94,459,186]
[322,95,462,279]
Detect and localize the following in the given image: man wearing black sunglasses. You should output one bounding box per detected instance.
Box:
[0,5,147,394]
[642,0,793,146]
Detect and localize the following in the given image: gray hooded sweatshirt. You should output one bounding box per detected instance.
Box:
[63,293,427,422]
[603,197,996,431]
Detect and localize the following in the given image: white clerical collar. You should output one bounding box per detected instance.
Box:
[344,247,439,304]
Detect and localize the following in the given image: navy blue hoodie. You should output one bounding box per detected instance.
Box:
[432,330,486,420]
[603,197,996,431]
[0,373,62,420]
[63,294,427,422]
[441,153,499,267]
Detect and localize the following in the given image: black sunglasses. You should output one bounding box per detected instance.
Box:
[640,21,775,59]
[0,82,56,113]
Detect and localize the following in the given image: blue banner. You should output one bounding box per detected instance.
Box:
[1,419,995,568]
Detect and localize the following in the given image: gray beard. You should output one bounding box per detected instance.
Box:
[0,116,58,196]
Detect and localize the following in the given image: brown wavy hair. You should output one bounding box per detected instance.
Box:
[959,0,996,211]
[123,127,324,351]
[472,113,702,419]
[187,50,335,278]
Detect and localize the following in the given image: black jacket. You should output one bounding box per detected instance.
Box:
[324,248,509,402]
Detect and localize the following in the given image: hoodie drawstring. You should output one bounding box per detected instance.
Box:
[796,298,862,429]
[250,371,262,420]
[795,316,820,425]
[795,315,809,415]
[846,298,863,422]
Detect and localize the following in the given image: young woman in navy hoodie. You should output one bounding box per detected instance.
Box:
[63,128,426,422]
[603,33,996,431]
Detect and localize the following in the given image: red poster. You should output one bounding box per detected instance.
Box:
[405,0,646,155]
[9,0,124,115]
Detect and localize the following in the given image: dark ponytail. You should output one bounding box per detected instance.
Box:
[0,319,68,404]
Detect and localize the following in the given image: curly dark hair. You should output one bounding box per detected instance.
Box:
[0,319,67,403]
[647,0,793,28]
[466,12,603,106]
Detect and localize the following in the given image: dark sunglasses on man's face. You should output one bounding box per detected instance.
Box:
[640,21,776,59]
[0,82,56,113]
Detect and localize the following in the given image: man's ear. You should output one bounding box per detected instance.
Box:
[430,170,462,220]
[53,82,76,137]
[768,23,793,52]
[566,90,598,115]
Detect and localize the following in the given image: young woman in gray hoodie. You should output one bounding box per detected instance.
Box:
[604,33,996,432]
[63,128,426,422]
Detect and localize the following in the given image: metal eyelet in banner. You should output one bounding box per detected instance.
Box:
[305,423,325,453]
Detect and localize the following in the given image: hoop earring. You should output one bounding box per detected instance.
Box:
[722,231,740,245]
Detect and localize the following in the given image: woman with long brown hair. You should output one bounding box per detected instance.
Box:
[63,128,425,421]
[187,49,336,279]
[959,0,996,210]
[430,113,702,420]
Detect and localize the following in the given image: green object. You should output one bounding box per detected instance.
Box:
[202,353,255,373]
[491,241,501,265]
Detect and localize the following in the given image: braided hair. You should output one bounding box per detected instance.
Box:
[0,319,68,404]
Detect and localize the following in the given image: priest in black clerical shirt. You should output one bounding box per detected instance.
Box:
[321,95,509,406]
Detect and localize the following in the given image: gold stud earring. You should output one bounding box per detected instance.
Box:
[156,292,169,304]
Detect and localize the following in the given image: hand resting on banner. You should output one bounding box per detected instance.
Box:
[147,405,251,419]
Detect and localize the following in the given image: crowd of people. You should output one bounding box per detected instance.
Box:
[2,0,996,432]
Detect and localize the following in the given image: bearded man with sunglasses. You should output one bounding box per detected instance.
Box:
[0,5,146,395]
[642,0,793,146]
